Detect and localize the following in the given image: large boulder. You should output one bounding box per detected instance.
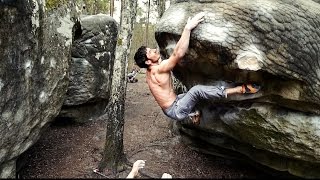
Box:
[0,1,80,178]
[57,14,118,123]
[156,0,320,178]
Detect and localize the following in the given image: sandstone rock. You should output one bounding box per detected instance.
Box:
[0,1,80,178]
[156,0,320,178]
[57,14,118,123]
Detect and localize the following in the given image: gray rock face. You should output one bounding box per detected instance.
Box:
[0,1,79,178]
[58,14,118,123]
[156,0,320,178]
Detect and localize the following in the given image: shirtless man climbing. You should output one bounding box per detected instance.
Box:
[133,12,260,125]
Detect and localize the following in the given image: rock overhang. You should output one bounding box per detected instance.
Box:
[155,0,320,116]
[155,2,320,173]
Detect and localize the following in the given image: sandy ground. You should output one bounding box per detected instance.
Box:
[17,73,272,178]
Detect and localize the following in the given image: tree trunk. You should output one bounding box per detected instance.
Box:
[93,0,98,14]
[110,0,114,16]
[145,0,151,46]
[98,0,138,177]
[157,0,166,18]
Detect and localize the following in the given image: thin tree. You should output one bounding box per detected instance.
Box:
[98,0,138,177]
[110,0,114,16]
[145,0,151,46]
[94,0,97,14]
[156,0,166,18]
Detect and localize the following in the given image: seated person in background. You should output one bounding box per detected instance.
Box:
[127,69,138,83]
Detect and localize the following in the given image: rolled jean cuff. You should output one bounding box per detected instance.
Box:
[221,86,227,98]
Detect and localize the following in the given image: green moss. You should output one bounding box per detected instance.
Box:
[117,38,123,46]
[46,0,68,10]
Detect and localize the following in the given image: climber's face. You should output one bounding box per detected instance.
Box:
[146,48,160,62]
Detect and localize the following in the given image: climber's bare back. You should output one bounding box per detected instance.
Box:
[146,66,177,109]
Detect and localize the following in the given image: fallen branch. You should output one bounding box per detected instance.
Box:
[92,168,109,178]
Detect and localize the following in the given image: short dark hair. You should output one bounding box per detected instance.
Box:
[134,46,148,68]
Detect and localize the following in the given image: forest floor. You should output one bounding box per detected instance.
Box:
[18,72,274,179]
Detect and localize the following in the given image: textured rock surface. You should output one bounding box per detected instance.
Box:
[155,0,320,178]
[0,1,79,178]
[57,14,118,123]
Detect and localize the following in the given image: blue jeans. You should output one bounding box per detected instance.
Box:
[163,83,227,121]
